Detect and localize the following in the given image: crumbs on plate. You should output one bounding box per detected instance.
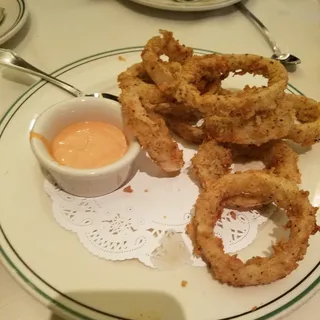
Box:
[181,280,188,288]
[118,56,126,61]
[123,185,133,193]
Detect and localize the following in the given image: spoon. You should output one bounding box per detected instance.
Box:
[235,2,301,67]
[0,49,118,101]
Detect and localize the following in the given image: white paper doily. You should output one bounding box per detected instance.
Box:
[44,145,272,269]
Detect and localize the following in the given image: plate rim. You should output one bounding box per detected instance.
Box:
[128,0,242,12]
[0,46,318,320]
[0,0,28,45]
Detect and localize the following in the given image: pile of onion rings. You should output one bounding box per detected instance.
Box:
[118,30,319,286]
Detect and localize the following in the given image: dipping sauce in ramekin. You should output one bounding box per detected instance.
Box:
[30,97,140,197]
[51,121,128,169]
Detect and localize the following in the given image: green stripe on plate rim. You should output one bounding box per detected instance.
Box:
[17,0,26,20]
[4,0,26,35]
[0,47,317,320]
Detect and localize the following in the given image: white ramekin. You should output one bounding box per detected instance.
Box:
[30,97,140,197]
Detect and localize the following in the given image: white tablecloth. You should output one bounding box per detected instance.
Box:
[0,0,319,319]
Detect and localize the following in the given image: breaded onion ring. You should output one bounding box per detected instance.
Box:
[191,140,300,209]
[152,101,202,120]
[160,84,240,146]
[192,171,318,287]
[191,140,232,189]
[285,94,320,146]
[204,106,294,146]
[141,29,193,93]
[190,141,268,211]
[175,54,288,119]
[166,117,205,145]
[119,88,184,172]
[118,63,168,105]
[230,141,301,184]
[118,63,193,120]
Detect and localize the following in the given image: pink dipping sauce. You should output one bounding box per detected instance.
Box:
[51,121,128,169]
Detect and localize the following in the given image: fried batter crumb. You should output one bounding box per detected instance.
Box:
[123,185,133,193]
[313,224,320,234]
[230,211,237,220]
[251,306,257,311]
[144,189,148,193]
[118,55,126,61]
[181,280,188,287]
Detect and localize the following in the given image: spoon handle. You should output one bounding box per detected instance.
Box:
[0,49,83,97]
[235,2,281,56]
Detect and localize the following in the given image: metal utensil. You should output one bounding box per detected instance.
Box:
[0,49,118,101]
[235,2,301,66]
[0,7,5,25]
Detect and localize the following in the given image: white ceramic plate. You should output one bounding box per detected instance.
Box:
[0,0,28,45]
[128,0,241,12]
[0,48,319,320]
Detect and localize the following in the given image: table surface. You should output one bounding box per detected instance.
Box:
[0,0,319,319]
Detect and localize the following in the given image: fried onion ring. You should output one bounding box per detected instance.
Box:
[175,54,288,118]
[119,88,184,172]
[166,117,205,145]
[230,141,301,184]
[191,140,300,209]
[118,63,168,105]
[285,94,320,146]
[192,171,318,287]
[191,140,232,189]
[204,106,294,146]
[141,29,193,93]
[118,63,198,123]
[151,101,202,120]
[190,141,268,210]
